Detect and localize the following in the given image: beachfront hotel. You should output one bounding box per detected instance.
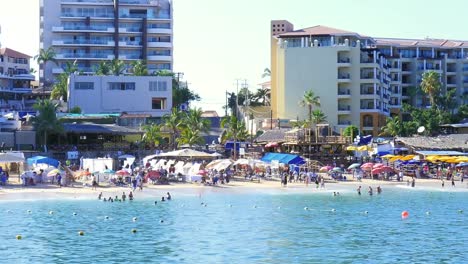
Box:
[270,20,468,136]
[39,0,173,84]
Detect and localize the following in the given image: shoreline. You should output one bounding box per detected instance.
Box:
[1,176,467,202]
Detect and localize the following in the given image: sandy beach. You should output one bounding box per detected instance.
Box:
[1,175,467,202]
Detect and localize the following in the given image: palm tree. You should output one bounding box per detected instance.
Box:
[35,47,57,87]
[131,60,148,76]
[177,128,205,147]
[311,109,327,124]
[251,87,270,106]
[50,73,68,101]
[220,115,248,160]
[63,60,78,75]
[420,71,441,108]
[32,99,63,150]
[343,125,359,140]
[163,108,183,150]
[110,59,126,76]
[95,61,111,75]
[262,68,271,78]
[183,108,210,133]
[379,116,402,137]
[299,89,321,124]
[142,123,162,149]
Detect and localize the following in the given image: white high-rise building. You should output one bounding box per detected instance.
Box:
[39,0,173,85]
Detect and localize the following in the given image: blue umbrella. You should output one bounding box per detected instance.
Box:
[456,162,468,167]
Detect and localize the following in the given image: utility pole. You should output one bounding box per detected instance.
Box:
[174,72,184,84]
[225,90,228,116]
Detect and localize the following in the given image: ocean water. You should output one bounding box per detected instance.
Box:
[0,187,467,263]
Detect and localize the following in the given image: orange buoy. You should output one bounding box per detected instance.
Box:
[401,211,409,219]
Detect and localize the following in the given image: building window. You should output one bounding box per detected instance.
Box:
[108,82,135,91]
[75,82,94,90]
[149,81,167,91]
[152,98,166,110]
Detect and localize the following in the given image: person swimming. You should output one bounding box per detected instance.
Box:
[103,198,107,202]
[154,201,158,205]
[368,186,373,196]
[129,192,134,201]
[161,196,165,201]
[98,192,102,200]
[377,186,382,194]
[122,192,127,201]
[357,186,362,195]
[166,192,171,200]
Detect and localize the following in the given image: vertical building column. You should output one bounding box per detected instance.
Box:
[331,36,334,46]
[142,18,148,60]
[373,50,377,63]
[416,47,419,58]
[424,59,426,70]
[461,48,464,58]
[390,46,393,57]
[432,48,435,58]
[301,37,304,48]
[113,0,120,59]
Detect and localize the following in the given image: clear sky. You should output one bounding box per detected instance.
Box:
[1,0,468,115]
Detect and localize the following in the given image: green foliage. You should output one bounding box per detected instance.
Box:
[261,68,271,78]
[220,115,248,158]
[176,128,204,147]
[131,60,148,76]
[95,61,111,75]
[176,108,210,147]
[420,71,441,108]
[343,125,359,139]
[162,108,183,149]
[35,47,56,66]
[299,89,321,123]
[142,123,162,148]
[311,109,327,124]
[69,106,82,114]
[50,73,68,101]
[173,85,201,109]
[32,99,63,148]
[250,87,270,106]
[110,59,126,76]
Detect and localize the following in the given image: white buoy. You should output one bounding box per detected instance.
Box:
[364,211,369,214]
[73,212,77,216]
[132,217,138,222]
[426,211,431,215]
[27,210,32,214]
[228,204,233,207]
[331,209,336,212]
[49,211,54,215]
[304,207,308,210]
[458,210,463,214]
[104,216,109,220]
[278,206,281,209]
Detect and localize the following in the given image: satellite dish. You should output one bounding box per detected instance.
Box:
[417,126,425,133]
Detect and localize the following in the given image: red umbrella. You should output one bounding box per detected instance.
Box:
[197,170,208,176]
[145,170,160,181]
[371,168,384,174]
[265,142,279,148]
[380,166,394,172]
[373,163,384,169]
[116,170,130,176]
[361,163,374,170]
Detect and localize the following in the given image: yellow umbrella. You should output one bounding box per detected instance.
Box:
[382,154,395,159]
[47,169,61,177]
[346,146,358,151]
[357,146,372,151]
[389,156,403,162]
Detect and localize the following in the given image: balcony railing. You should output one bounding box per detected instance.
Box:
[338,121,352,125]
[338,105,351,111]
[60,53,113,59]
[62,25,114,31]
[338,89,351,95]
[60,39,113,45]
[61,13,114,18]
[338,73,350,79]
[337,58,350,63]
[119,12,170,19]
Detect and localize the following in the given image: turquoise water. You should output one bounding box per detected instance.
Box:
[1,187,467,263]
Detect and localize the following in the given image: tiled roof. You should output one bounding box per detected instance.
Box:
[0,47,31,58]
[63,123,143,135]
[374,37,468,48]
[278,25,365,38]
[396,134,468,150]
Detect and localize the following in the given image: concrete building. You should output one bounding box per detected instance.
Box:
[0,48,36,111]
[68,74,172,116]
[40,0,173,84]
[270,20,468,136]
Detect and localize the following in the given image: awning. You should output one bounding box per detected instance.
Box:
[415,151,468,156]
[261,152,304,165]
[27,156,59,167]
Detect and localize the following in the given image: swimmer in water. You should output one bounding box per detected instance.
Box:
[333,192,337,196]
[357,186,362,195]
[166,192,171,200]
[129,191,134,201]
[122,192,126,201]
[98,192,102,200]
[161,196,165,202]
[377,186,382,194]
[368,186,373,196]
[154,201,157,205]
[103,198,107,202]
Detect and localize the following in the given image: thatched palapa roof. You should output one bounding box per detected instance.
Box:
[396,134,468,151]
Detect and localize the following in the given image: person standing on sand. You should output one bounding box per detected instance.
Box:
[282,173,288,187]
[320,178,325,189]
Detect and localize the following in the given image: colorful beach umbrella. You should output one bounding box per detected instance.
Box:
[348,163,361,169]
[319,166,332,172]
[346,146,358,151]
[332,167,343,172]
[116,170,130,176]
[373,163,384,169]
[47,169,61,177]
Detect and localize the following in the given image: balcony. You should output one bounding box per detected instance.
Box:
[56,53,115,60]
[337,120,352,126]
[148,41,172,48]
[52,26,115,32]
[360,105,378,112]
[61,12,114,19]
[337,73,351,83]
[61,0,113,4]
[119,41,142,47]
[147,28,172,34]
[337,105,351,114]
[147,55,172,61]
[118,27,142,33]
[118,54,141,60]
[52,40,115,46]
[337,89,351,99]
[337,57,351,67]
[119,12,171,20]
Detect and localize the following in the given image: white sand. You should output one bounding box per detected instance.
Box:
[0,176,467,201]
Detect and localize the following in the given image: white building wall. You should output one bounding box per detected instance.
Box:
[68,74,172,117]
